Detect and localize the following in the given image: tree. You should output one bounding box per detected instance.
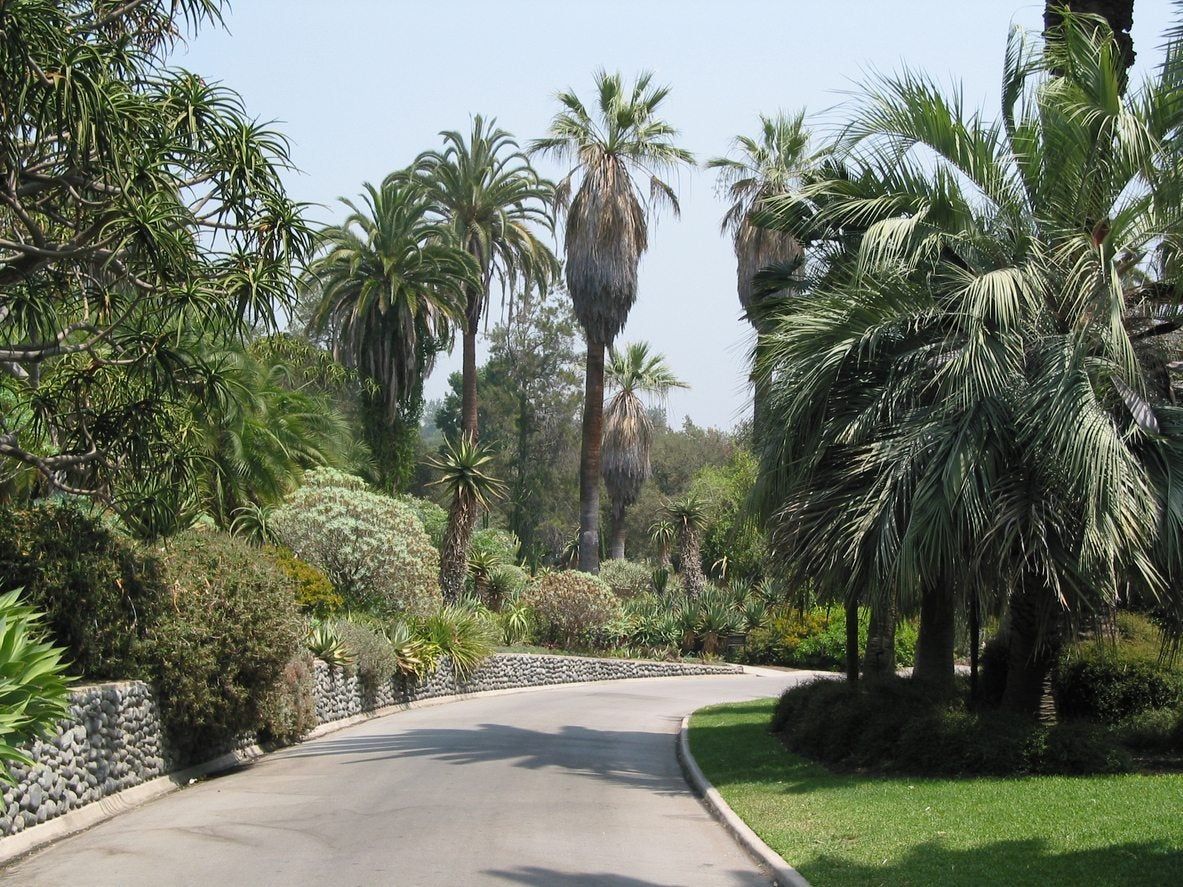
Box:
[304,176,478,491]
[532,70,694,573]
[753,12,1183,705]
[429,436,507,601]
[0,0,311,505]
[412,117,558,438]
[602,342,687,559]
[706,113,814,433]
[1044,1,1135,80]
[665,495,708,596]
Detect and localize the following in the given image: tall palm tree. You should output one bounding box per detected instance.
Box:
[531,70,693,574]
[412,118,559,438]
[602,342,687,559]
[665,495,708,597]
[707,113,814,436]
[429,435,507,601]
[305,177,479,489]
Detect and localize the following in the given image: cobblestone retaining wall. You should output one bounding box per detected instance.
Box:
[2,654,740,839]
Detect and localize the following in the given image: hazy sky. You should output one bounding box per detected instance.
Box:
[176,1,1174,429]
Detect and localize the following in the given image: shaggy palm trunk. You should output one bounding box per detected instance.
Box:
[969,593,981,704]
[658,541,671,571]
[862,594,897,680]
[439,493,477,602]
[608,499,627,560]
[679,527,706,596]
[1044,1,1135,80]
[1000,579,1065,719]
[844,598,860,684]
[913,581,956,694]
[578,340,606,573]
[461,324,479,438]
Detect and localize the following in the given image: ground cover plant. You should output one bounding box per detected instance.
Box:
[691,698,1183,887]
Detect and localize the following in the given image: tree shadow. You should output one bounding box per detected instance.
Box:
[481,865,768,886]
[276,720,693,795]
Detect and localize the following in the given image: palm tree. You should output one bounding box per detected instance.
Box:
[752,12,1183,705]
[412,117,559,438]
[1044,1,1135,79]
[531,70,694,574]
[602,343,687,559]
[706,113,813,433]
[306,177,478,456]
[665,495,708,597]
[429,435,507,601]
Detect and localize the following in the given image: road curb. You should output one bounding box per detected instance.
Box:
[677,714,812,887]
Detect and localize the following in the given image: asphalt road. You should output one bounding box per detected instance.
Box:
[0,668,812,887]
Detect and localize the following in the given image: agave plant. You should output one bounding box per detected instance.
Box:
[740,597,769,633]
[696,598,741,656]
[0,590,72,780]
[419,604,499,680]
[229,503,277,546]
[498,595,534,647]
[467,547,505,608]
[307,621,355,669]
[388,620,435,677]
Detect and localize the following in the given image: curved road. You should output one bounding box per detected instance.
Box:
[0,669,809,886]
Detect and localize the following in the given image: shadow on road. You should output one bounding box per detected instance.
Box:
[481,864,768,886]
[278,720,692,795]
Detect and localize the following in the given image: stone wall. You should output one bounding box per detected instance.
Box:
[2,654,741,840]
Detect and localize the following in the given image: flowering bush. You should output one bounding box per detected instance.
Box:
[273,468,441,617]
[598,559,653,599]
[522,571,623,648]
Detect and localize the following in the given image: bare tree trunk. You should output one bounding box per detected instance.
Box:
[845,598,860,684]
[461,324,479,439]
[679,526,706,596]
[1000,579,1064,719]
[969,592,981,705]
[439,494,476,602]
[578,340,605,574]
[862,593,896,680]
[914,581,956,694]
[608,499,627,560]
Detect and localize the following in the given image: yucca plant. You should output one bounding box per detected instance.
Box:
[651,566,671,595]
[664,495,709,596]
[498,595,534,647]
[697,598,741,656]
[467,547,505,608]
[0,590,72,780]
[419,604,499,680]
[429,435,508,602]
[307,621,355,669]
[649,520,676,570]
[229,503,278,546]
[740,597,769,633]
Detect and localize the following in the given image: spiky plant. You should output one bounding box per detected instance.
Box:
[532,70,694,574]
[412,117,559,438]
[467,547,505,608]
[602,343,688,559]
[665,495,709,597]
[649,519,676,570]
[429,435,508,602]
[307,621,355,669]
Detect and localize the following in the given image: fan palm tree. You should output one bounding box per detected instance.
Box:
[429,435,508,601]
[412,118,559,438]
[706,112,814,433]
[602,342,687,559]
[752,12,1183,705]
[665,495,709,597]
[305,176,478,437]
[531,70,694,574]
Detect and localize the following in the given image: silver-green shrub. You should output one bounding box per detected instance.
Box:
[522,571,623,649]
[273,469,441,617]
[598,559,653,599]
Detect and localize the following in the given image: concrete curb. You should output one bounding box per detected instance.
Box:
[677,714,812,887]
[1,665,745,866]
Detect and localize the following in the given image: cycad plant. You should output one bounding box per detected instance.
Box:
[665,495,709,597]
[602,343,687,559]
[429,436,508,601]
[413,117,559,438]
[532,70,694,573]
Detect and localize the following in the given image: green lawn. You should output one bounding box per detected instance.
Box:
[690,699,1183,887]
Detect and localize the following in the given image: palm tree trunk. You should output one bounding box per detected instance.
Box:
[862,593,897,680]
[578,339,606,573]
[844,597,860,684]
[1000,579,1064,719]
[461,324,479,439]
[680,527,706,596]
[913,580,956,694]
[969,592,981,705]
[608,499,627,560]
[439,493,476,602]
[1044,1,1135,81]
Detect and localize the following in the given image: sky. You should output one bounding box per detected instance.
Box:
[175,1,1175,430]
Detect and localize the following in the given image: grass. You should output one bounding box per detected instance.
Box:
[689,698,1183,887]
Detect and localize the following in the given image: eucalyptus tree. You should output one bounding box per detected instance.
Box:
[706,113,814,432]
[602,343,687,559]
[0,0,311,508]
[532,70,694,573]
[753,13,1183,706]
[305,177,479,490]
[429,436,507,601]
[412,117,559,438]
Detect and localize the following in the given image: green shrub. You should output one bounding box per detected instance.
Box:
[331,617,397,697]
[272,468,441,617]
[0,589,73,778]
[417,604,498,679]
[399,495,448,550]
[741,606,917,670]
[523,571,623,649]
[256,654,317,746]
[470,528,521,564]
[771,677,1132,776]
[599,559,653,599]
[0,503,162,679]
[264,546,342,618]
[1054,654,1183,724]
[1113,708,1183,752]
[142,530,303,762]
